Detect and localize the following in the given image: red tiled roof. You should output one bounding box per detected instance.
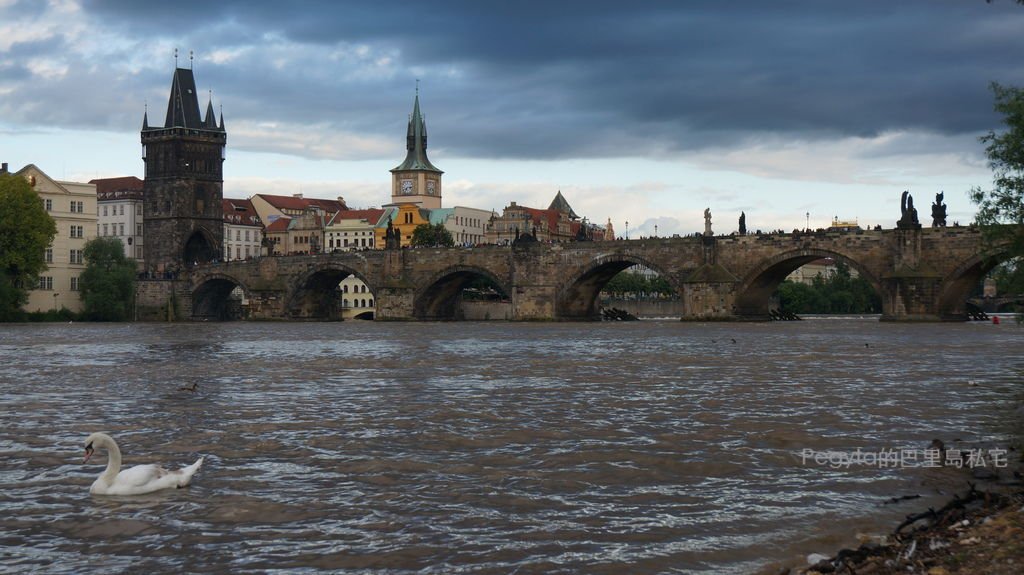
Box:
[254,193,348,213]
[516,206,562,232]
[264,217,292,232]
[328,208,386,226]
[89,176,143,194]
[222,198,262,226]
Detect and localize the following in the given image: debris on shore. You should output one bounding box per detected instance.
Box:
[600,307,639,321]
[793,483,1023,575]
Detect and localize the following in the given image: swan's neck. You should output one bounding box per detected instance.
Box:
[99,436,122,483]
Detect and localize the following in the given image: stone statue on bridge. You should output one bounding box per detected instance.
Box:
[385,217,401,250]
[704,208,713,236]
[897,191,921,230]
[739,211,746,235]
[931,192,947,227]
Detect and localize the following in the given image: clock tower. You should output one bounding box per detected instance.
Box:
[141,66,226,271]
[390,90,443,209]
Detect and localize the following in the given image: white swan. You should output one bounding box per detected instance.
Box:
[83,432,204,495]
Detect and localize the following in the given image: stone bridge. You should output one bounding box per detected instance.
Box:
[139,226,1011,321]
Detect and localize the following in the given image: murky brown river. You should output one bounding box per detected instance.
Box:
[1,319,1021,574]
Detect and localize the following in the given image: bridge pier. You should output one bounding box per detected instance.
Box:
[375,286,416,320]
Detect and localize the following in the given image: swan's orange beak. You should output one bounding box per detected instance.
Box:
[83,444,94,464]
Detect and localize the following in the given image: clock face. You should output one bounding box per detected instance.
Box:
[426,180,436,195]
[400,179,413,194]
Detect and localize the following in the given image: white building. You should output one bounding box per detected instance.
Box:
[92,176,144,265]
[326,208,385,252]
[11,164,97,314]
[222,198,263,261]
[430,206,491,246]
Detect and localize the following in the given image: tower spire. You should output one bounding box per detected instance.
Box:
[392,87,440,173]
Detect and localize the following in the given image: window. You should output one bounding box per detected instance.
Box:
[44,199,52,211]
[236,230,241,241]
[45,248,53,263]
[245,230,251,242]
[70,249,83,264]
[38,276,53,290]
[343,285,348,293]
[119,223,124,236]
[236,247,240,259]
[71,277,80,291]
[102,224,108,236]
[120,205,124,216]
[70,225,83,238]
[369,299,373,307]
[136,246,143,260]
[136,204,143,216]
[103,205,108,216]
[137,224,142,236]
[245,246,250,258]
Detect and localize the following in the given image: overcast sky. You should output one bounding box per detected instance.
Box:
[2,0,1023,236]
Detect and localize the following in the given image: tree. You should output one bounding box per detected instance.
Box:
[0,173,57,320]
[410,223,454,248]
[80,237,136,321]
[970,83,1024,260]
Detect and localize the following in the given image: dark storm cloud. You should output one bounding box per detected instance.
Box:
[19,1,1024,159]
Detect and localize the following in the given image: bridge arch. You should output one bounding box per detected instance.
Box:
[557,253,678,320]
[936,245,1015,319]
[192,272,251,320]
[735,248,884,319]
[414,265,511,320]
[286,262,375,320]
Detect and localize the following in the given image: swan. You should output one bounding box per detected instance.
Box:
[83,432,204,495]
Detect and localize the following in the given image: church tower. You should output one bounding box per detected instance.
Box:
[141,66,226,271]
[390,89,443,209]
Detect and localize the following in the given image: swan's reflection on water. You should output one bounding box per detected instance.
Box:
[0,320,1020,574]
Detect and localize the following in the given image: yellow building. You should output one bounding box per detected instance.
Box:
[12,164,97,313]
[374,204,432,249]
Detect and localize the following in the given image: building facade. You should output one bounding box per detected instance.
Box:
[326,209,385,252]
[485,191,610,244]
[141,67,226,271]
[429,206,491,246]
[374,204,432,248]
[13,164,97,313]
[222,198,263,261]
[92,176,144,264]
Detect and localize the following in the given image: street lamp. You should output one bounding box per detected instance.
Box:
[654,224,658,237]
[52,292,59,312]
[805,212,810,232]
[625,220,629,240]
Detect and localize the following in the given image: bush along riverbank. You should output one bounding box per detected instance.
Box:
[786,449,1024,575]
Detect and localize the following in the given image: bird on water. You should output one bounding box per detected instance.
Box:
[82,432,204,495]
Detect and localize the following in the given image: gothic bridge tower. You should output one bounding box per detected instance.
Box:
[390,89,443,209]
[142,66,226,271]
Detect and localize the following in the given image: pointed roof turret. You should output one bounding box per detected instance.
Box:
[391,91,442,174]
[142,109,149,130]
[163,67,204,128]
[204,93,218,129]
[219,106,225,130]
[548,190,579,220]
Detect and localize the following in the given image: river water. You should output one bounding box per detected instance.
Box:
[0,319,1021,574]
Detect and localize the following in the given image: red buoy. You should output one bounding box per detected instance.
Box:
[993,316,1001,325]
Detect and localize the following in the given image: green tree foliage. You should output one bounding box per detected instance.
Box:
[80,237,136,321]
[410,223,455,248]
[988,257,1024,295]
[0,173,57,320]
[601,270,676,298]
[970,83,1024,259]
[777,261,882,314]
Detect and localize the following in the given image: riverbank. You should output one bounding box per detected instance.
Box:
[776,459,1024,575]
